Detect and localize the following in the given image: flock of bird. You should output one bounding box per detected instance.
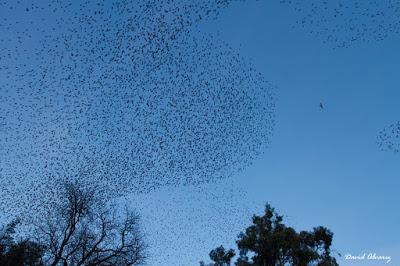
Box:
[0,2,272,263]
[377,121,400,154]
[0,0,275,223]
[279,0,400,48]
[279,0,400,156]
[123,178,256,265]
[1,0,399,264]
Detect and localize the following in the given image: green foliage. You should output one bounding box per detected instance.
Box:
[203,204,339,266]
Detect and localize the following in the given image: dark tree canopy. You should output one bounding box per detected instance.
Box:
[203,204,339,266]
[201,246,236,266]
[0,219,45,266]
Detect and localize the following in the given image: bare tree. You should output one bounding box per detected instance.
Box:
[34,181,147,266]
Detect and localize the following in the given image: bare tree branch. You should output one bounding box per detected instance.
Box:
[33,181,146,266]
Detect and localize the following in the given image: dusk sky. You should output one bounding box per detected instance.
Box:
[206,1,400,265]
[1,1,399,265]
[143,1,400,264]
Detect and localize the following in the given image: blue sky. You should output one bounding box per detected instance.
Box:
[197,1,400,265]
[1,0,399,265]
[129,1,400,264]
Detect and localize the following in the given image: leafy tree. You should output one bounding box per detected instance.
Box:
[0,219,45,266]
[203,204,339,266]
[200,245,235,266]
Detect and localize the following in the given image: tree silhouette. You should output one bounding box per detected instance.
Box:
[0,219,45,266]
[33,181,147,266]
[203,204,339,266]
[200,246,235,266]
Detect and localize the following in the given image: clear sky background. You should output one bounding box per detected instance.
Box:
[1,1,400,265]
[142,1,400,264]
[127,1,400,264]
[198,1,400,265]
